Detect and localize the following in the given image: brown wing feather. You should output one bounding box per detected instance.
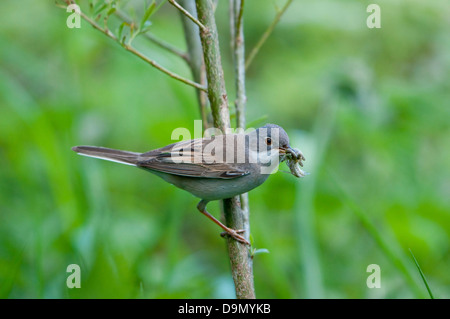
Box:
[138,160,248,179]
[137,136,249,179]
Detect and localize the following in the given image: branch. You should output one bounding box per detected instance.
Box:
[114,9,190,63]
[179,0,210,130]
[231,0,246,129]
[230,0,251,284]
[195,0,229,131]
[169,0,207,32]
[235,0,245,44]
[245,0,293,70]
[67,3,207,92]
[126,45,206,91]
[196,0,255,299]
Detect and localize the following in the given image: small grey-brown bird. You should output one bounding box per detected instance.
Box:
[72,124,305,245]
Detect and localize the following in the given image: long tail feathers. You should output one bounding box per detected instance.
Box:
[72,146,140,166]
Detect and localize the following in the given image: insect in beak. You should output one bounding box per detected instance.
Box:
[286,146,305,162]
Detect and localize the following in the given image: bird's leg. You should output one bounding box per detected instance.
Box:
[197,200,250,245]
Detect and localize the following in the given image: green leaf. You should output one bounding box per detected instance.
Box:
[139,21,153,34]
[140,1,156,30]
[249,233,254,247]
[94,3,108,16]
[251,248,270,258]
[89,1,94,15]
[107,7,116,17]
[117,21,128,41]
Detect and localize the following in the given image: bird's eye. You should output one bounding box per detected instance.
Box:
[265,137,272,145]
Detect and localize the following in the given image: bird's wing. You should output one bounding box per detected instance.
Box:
[137,136,250,179]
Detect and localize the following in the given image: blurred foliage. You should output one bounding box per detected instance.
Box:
[0,0,449,298]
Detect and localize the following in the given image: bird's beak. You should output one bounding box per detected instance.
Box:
[279,146,294,155]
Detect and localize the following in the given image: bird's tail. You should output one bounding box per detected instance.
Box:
[72,146,141,166]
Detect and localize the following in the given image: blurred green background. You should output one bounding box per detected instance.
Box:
[1,0,449,298]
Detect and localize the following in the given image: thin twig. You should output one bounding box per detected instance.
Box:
[235,0,245,42]
[114,9,190,63]
[126,45,206,91]
[68,4,207,92]
[245,0,293,70]
[230,0,250,262]
[231,0,251,284]
[169,0,207,32]
[231,0,246,130]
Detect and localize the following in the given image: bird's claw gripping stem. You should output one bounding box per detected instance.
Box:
[220,229,250,245]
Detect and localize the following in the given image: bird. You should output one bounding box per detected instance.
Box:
[72,124,304,245]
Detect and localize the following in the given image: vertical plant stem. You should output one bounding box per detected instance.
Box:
[179,0,210,129]
[223,197,255,299]
[231,0,247,130]
[196,0,255,299]
[196,0,229,131]
[230,0,251,263]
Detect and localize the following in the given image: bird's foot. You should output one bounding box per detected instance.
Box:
[220,229,250,245]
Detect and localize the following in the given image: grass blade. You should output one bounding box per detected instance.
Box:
[328,168,427,298]
[409,248,435,299]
